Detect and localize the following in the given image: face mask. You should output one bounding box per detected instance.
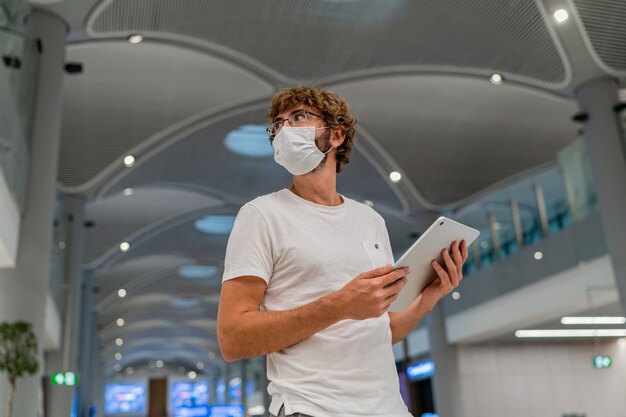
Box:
[272,126,332,176]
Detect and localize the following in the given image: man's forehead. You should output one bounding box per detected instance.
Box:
[276,104,317,119]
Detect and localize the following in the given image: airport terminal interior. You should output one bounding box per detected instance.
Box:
[1,0,626,416]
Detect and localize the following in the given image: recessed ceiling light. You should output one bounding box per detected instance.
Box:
[188,371,197,379]
[490,74,503,85]
[561,316,626,325]
[196,362,205,370]
[123,188,133,196]
[363,200,374,208]
[452,291,461,300]
[194,215,236,235]
[480,241,489,248]
[128,34,144,44]
[115,338,124,346]
[116,318,125,327]
[493,222,501,230]
[515,329,626,338]
[553,9,569,23]
[126,367,134,374]
[389,171,402,183]
[224,125,274,157]
[208,352,216,359]
[169,297,202,309]
[115,352,123,361]
[118,289,127,298]
[114,364,121,372]
[119,242,130,252]
[123,155,135,167]
[156,360,164,368]
[534,251,543,260]
[178,265,219,279]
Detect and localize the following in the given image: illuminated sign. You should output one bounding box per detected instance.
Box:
[407,360,435,381]
[52,372,78,386]
[593,355,612,369]
[104,383,147,414]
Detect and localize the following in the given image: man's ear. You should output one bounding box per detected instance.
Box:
[332,127,346,147]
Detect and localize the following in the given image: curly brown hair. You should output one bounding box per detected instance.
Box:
[267,86,357,173]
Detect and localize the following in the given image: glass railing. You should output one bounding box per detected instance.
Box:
[446,137,597,276]
[0,0,38,210]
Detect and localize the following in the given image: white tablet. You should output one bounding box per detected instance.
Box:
[388,216,480,312]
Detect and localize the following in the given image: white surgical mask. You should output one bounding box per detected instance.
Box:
[273,126,332,176]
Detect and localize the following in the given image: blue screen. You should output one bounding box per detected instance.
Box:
[104,383,147,414]
[170,380,210,417]
[208,405,244,417]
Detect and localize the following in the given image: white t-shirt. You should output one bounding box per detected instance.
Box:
[222,188,411,417]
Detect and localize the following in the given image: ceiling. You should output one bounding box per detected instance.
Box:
[37,0,626,377]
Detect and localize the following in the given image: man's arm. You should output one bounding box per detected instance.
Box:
[217,265,409,362]
[388,240,468,344]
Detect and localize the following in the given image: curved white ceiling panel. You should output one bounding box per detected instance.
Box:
[333,75,579,207]
[57,41,274,188]
[86,0,569,87]
[85,185,223,263]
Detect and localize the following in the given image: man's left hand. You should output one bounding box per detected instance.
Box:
[419,240,469,310]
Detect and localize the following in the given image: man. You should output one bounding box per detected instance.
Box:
[217,86,468,417]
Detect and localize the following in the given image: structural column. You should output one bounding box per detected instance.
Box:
[0,8,67,417]
[428,304,465,417]
[576,78,626,315]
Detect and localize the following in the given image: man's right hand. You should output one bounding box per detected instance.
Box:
[334,264,409,320]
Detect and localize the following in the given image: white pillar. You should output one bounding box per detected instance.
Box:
[0,8,67,417]
[576,77,626,315]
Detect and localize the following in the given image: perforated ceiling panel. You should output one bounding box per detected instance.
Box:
[58,41,273,188]
[87,0,568,85]
[104,108,404,210]
[574,0,626,73]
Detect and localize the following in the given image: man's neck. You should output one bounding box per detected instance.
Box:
[290,158,343,206]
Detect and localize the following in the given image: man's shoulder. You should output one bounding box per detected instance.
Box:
[244,189,288,213]
[343,196,385,222]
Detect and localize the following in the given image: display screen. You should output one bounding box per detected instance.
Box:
[170,380,209,417]
[208,405,244,417]
[104,383,147,414]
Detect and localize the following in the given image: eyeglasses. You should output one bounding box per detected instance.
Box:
[266,109,326,140]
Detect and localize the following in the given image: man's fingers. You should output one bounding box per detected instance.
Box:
[461,240,469,262]
[361,264,394,279]
[378,267,410,287]
[451,241,463,277]
[442,248,458,285]
[432,259,449,283]
[383,277,407,298]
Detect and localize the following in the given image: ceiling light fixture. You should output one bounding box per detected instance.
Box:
[553,9,569,23]
[116,318,125,327]
[114,364,121,372]
[156,360,164,368]
[178,265,219,279]
[196,362,205,370]
[534,251,543,260]
[115,352,123,361]
[123,188,133,196]
[194,215,236,235]
[363,200,374,208]
[118,289,127,298]
[224,125,274,157]
[490,74,503,85]
[452,291,461,300]
[188,371,197,379]
[115,338,124,346]
[389,171,402,183]
[515,329,626,338]
[561,316,626,325]
[123,155,135,167]
[119,242,130,252]
[128,34,144,44]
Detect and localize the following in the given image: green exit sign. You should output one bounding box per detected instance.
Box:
[593,355,612,369]
[51,372,78,386]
